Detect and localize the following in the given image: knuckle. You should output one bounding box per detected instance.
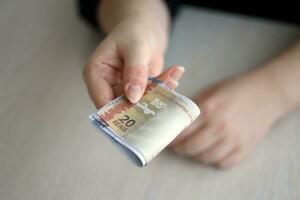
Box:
[82,63,94,80]
[216,161,229,169]
[124,67,148,83]
[218,119,231,135]
[233,154,244,164]
[235,135,249,150]
[235,144,244,153]
[222,134,232,144]
[216,147,249,169]
[217,160,235,169]
[218,131,229,141]
[83,61,114,84]
[84,62,96,73]
[86,61,108,74]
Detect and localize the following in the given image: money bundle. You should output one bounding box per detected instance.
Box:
[89,78,200,167]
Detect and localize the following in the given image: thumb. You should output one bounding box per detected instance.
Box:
[122,44,151,103]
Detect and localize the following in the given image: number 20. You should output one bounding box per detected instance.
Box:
[119,115,135,127]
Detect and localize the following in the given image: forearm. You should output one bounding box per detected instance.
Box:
[98,0,170,50]
[263,39,300,113]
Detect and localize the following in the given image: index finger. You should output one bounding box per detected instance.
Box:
[83,64,114,109]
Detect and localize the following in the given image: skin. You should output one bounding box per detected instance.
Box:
[170,41,300,168]
[83,0,170,108]
[83,0,300,168]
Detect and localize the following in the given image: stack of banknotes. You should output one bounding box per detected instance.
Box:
[89,78,200,167]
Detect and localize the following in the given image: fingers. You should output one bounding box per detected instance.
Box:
[113,84,123,97]
[171,118,250,168]
[123,63,185,104]
[197,138,236,165]
[156,65,185,89]
[148,54,164,77]
[123,44,151,104]
[83,64,115,109]
[172,124,221,156]
[172,90,218,145]
[170,117,204,147]
[169,93,245,168]
[85,36,184,110]
[216,148,247,169]
[172,125,241,167]
[83,41,123,109]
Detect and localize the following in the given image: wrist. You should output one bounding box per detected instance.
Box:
[98,0,170,53]
[110,17,169,54]
[260,64,299,117]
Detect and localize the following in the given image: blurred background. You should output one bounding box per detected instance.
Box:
[0,0,300,199]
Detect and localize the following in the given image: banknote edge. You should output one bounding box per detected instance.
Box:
[89,114,147,167]
[152,77,201,120]
[89,77,200,167]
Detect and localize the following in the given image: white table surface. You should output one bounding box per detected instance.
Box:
[1,0,300,199]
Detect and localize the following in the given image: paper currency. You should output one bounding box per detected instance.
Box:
[89,78,200,167]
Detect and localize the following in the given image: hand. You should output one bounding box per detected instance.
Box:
[170,70,285,168]
[83,19,169,108]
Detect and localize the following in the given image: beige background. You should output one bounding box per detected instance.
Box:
[0,0,300,199]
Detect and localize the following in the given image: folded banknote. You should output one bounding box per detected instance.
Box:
[89,78,200,167]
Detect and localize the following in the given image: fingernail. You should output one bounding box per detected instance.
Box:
[166,80,179,88]
[170,66,185,80]
[127,84,142,103]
